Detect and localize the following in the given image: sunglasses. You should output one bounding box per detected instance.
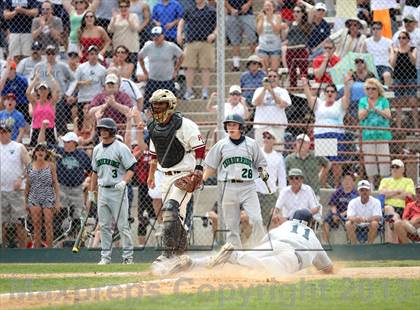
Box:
[391,165,401,169]
[366,87,377,91]
[398,36,408,40]
[120,5,129,8]
[230,92,241,96]
[355,60,364,64]
[372,27,382,30]
[325,90,336,93]
[262,135,273,140]
[46,51,55,55]
[267,75,277,78]
[106,82,116,85]
[249,61,259,65]
[289,176,302,180]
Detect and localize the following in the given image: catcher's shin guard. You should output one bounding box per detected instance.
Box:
[161,199,188,257]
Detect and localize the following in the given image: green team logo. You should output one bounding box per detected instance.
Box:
[96,158,120,169]
[222,156,253,179]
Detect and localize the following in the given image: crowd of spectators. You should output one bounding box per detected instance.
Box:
[0,0,419,248]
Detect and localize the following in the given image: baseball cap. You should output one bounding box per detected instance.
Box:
[391,159,404,168]
[403,14,417,23]
[0,122,13,132]
[105,73,119,84]
[37,81,49,90]
[151,26,163,36]
[229,85,242,94]
[314,2,327,12]
[357,180,371,190]
[115,134,124,142]
[288,168,304,177]
[88,45,99,53]
[45,45,57,53]
[263,128,276,140]
[355,57,365,63]
[4,93,16,100]
[32,41,42,51]
[296,133,310,142]
[62,132,79,144]
[9,61,17,70]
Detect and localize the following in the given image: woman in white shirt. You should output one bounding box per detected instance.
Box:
[302,76,351,187]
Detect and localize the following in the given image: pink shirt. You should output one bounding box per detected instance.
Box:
[32,100,55,129]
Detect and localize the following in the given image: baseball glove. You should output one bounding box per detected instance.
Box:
[175,170,203,193]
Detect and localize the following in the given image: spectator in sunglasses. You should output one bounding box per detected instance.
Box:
[31,1,63,52]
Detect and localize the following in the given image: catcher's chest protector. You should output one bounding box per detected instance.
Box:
[148,112,185,168]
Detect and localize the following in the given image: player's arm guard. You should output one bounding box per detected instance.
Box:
[175,169,203,193]
[258,167,269,182]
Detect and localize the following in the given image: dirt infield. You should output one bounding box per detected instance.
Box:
[1,265,419,310]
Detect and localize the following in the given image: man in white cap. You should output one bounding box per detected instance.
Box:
[89,73,132,124]
[255,128,286,227]
[346,180,383,244]
[272,168,319,227]
[138,26,184,108]
[38,130,92,223]
[379,159,416,219]
[285,133,330,197]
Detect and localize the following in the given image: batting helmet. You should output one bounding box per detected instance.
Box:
[150,89,177,123]
[292,209,313,225]
[223,113,244,133]
[97,118,117,135]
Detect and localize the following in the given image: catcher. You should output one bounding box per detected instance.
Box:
[146,89,205,267]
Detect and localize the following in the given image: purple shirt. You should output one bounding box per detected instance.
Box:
[328,187,358,213]
[90,91,133,124]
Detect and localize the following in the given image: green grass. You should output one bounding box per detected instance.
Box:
[341,260,420,268]
[37,278,420,310]
[0,276,153,294]
[0,263,150,274]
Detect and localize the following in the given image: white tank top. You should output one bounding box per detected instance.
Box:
[0,141,25,192]
[258,16,282,52]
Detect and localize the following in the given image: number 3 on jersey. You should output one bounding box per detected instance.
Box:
[111,169,117,178]
[290,224,310,240]
[241,168,252,179]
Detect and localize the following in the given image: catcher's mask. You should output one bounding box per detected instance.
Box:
[150,89,177,124]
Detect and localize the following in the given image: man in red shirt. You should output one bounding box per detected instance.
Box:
[312,39,340,84]
[394,184,420,243]
[89,73,132,124]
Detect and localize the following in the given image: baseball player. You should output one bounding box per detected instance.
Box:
[146,89,205,264]
[89,118,137,265]
[165,209,333,276]
[203,114,268,249]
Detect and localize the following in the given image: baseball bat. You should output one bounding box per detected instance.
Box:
[72,204,92,253]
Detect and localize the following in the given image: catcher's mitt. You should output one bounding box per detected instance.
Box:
[175,170,203,193]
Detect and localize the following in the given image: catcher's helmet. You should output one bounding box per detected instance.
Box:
[223,113,244,133]
[97,118,117,135]
[150,89,177,123]
[292,208,313,225]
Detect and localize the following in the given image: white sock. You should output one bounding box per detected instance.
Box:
[233,56,240,67]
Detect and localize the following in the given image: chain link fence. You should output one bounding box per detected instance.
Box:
[0,0,419,251]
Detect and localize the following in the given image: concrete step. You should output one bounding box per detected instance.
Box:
[177,99,208,112]
[191,71,241,86]
[183,111,217,123]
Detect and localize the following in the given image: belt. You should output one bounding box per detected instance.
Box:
[164,171,182,176]
[224,180,245,183]
[99,185,114,188]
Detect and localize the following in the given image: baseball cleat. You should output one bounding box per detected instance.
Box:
[122,258,134,265]
[207,242,234,268]
[98,258,111,265]
[167,255,193,274]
